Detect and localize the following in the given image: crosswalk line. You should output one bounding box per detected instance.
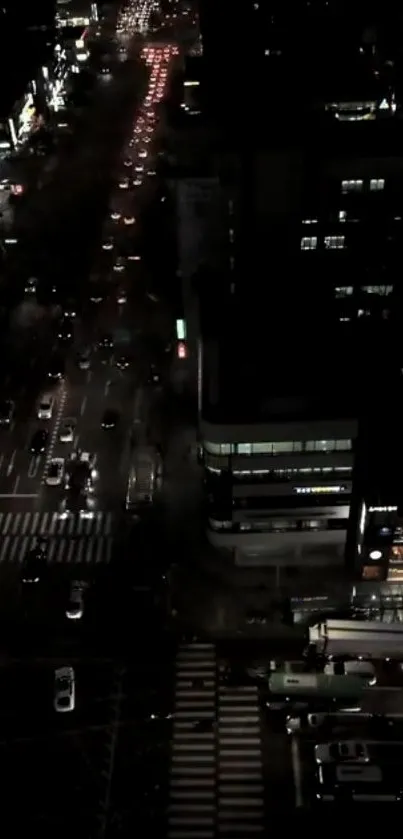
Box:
[0,535,114,564]
[217,676,265,839]
[168,642,218,837]
[0,511,114,538]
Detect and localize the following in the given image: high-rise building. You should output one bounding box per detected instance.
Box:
[191,2,403,583]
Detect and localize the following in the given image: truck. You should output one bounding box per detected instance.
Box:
[309,619,403,659]
[268,672,365,702]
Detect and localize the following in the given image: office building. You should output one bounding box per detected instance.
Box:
[189,3,403,578]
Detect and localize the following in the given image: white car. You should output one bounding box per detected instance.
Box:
[119,177,129,189]
[315,740,370,765]
[117,289,127,304]
[133,178,142,186]
[37,395,54,420]
[110,210,121,220]
[113,258,125,272]
[123,215,136,225]
[66,581,86,620]
[54,666,75,713]
[46,458,64,487]
[123,157,132,167]
[59,419,75,443]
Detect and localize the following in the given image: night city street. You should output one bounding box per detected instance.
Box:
[1,0,403,834]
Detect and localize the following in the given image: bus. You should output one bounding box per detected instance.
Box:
[268,673,365,703]
[125,446,161,512]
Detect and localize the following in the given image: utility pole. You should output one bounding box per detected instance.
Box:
[98,666,125,839]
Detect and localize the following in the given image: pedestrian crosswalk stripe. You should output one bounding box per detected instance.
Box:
[0,535,113,564]
[168,642,217,838]
[0,511,114,537]
[217,678,264,838]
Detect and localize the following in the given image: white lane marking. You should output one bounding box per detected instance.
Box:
[41,384,67,482]
[87,370,92,383]
[80,396,87,415]
[28,457,39,479]
[7,449,16,476]
[0,493,38,499]
[0,454,4,473]
[291,736,303,808]
[12,475,20,494]
[104,380,110,396]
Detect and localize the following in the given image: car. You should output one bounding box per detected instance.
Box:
[77,353,90,370]
[101,409,119,429]
[25,277,37,295]
[90,284,104,303]
[48,354,65,380]
[138,150,147,159]
[135,165,144,173]
[315,741,370,765]
[119,177,129,189]
[116,355,130,370]
[59,418,76,443]
[30,428,49,454]
[117,289,127,304]
[46,458,64,486]
[123,157,132,167]
[149,363,160,384]
[99,333,113,348]
[37,395,53,420]
[102,238,114,251]
[0,399,14,427]
[58,317,73,342]
[21,546,46,584]
[63,303,76,319]
[54,666,75,713]
[66,580,86,620]
[133,178,142,186]
[113,257,125,272]
[110,210,121,220]
[123,215,136,225]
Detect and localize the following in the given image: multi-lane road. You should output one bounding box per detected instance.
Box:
[0,9,178,575]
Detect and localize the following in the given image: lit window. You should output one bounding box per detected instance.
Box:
[325,235,345,250]
[204,442,232,455]
[334,286,353,297]
[305,439,352,453]
[361,285,393,296]
[341,179,363,194]
[370,178,385,192]
[237,443,252,454]
[301,236,317,250]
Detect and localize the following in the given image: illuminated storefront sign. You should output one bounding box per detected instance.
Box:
[294,485,347,495]
[369,506,397,513]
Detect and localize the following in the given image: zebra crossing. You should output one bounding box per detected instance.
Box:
[0,511,113,538]
[168,643,265,839]
[0,512,115,565]
[217,674,265,837]
[169,642,217,838]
